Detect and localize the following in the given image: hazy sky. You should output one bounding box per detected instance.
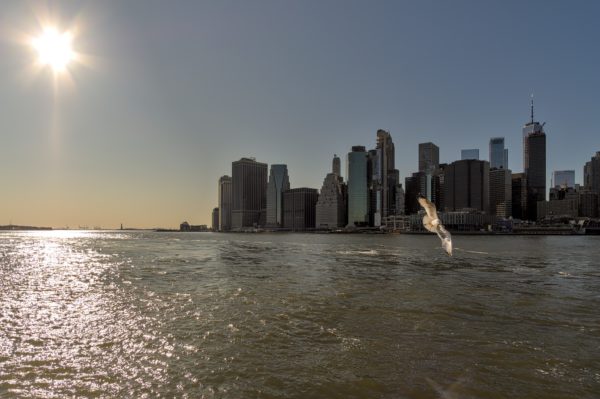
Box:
[1,1,599,228]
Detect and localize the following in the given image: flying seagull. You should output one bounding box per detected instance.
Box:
[418,195,452,256]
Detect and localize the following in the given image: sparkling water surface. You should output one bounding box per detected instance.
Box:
[1,231,599,398]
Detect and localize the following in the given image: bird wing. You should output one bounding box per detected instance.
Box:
[418,196,438,220]
[435,224,453,256]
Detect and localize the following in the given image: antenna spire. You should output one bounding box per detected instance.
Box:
[530,94,534,123]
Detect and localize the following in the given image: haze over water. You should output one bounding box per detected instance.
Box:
[1,231,599,398]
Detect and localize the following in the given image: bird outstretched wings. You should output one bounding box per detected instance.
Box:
[418,196,452,256]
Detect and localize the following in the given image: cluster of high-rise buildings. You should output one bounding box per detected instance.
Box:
[211,101,600,232]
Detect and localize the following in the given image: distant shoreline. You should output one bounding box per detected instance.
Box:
[0,225,52,231]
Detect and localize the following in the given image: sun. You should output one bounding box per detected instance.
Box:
[32,27,74,72]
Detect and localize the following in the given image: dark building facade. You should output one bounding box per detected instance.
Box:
[211,207,219,231]
[511,173,527,219]
[443,159,490,213]
[489,168,512,217]
[283,188,319,231]
[584,151,600,194]
[218,175,232,231]
[231,158,268,229]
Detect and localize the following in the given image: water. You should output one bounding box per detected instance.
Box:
[1,231,599,398]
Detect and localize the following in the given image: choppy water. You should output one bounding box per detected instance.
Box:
[1,231,599,398]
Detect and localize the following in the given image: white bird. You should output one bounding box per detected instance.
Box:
[417,195,452,256]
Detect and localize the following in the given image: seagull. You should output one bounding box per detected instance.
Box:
[417,195,452,256]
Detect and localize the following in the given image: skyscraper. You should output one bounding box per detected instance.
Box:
[552,170,575,188]
[443,159,490,213]
[231,158,268,229]
[461,149,479,160]
[419,142,440,173]
[316,155,347,228]
[372,129,400,225]
[283,188,319,231]
[211,207,219,231]
[584,152,600,193]
[332,154,341,176]
[489,137,508,169]
[266,164,290,228]
[218,175,232,231]
[347,146,368,226]
[511,173,527,220]
[489,168,512,217]
[523,98,546,220]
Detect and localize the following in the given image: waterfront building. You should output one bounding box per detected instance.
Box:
[231,158,268,229]
[553,170,575,188]
[315,155,347,229]
[443,159,490,213]
[523,98,547,220]
[489,137,508,170]
[419,142,440,173]
[266,164,290,228]
[283,188,319,231]
[218,175,232,231]
[584,151,600,193]
[490,168,512,218]
[537,199,579,220]
[211,207,219,231]
[511,173,527,219]
[461,149,479,160]
[347,146,369,226]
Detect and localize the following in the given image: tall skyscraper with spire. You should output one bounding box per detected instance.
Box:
[523,96,547,220]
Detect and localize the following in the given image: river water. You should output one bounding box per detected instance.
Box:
[0,231,599,398]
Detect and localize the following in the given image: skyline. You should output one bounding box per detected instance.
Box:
[1,1,599,228]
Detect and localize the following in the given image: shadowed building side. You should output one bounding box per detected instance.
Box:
[283,188,319,231]
[232,158,268,230]
[266,164,290,228]
[218,175,232,231]
[444,159,490,213]
[490,168,512,218]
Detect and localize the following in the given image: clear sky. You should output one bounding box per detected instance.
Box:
[1,0,599,228]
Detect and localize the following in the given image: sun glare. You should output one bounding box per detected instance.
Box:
[32,27,74,72]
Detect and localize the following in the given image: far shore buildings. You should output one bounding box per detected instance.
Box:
[490,168,512,218]
[266,164,290,228]
[461,149,479,160]
[211,207,219,231]
[283,188,319,231]
[218,175,232,231]
[316,155,347,229]
[232,158,268,230]
[523,98,546,220]
[347,146,369,227]
[443,159,490,213]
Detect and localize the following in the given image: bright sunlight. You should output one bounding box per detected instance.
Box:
[32,27,74,72]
